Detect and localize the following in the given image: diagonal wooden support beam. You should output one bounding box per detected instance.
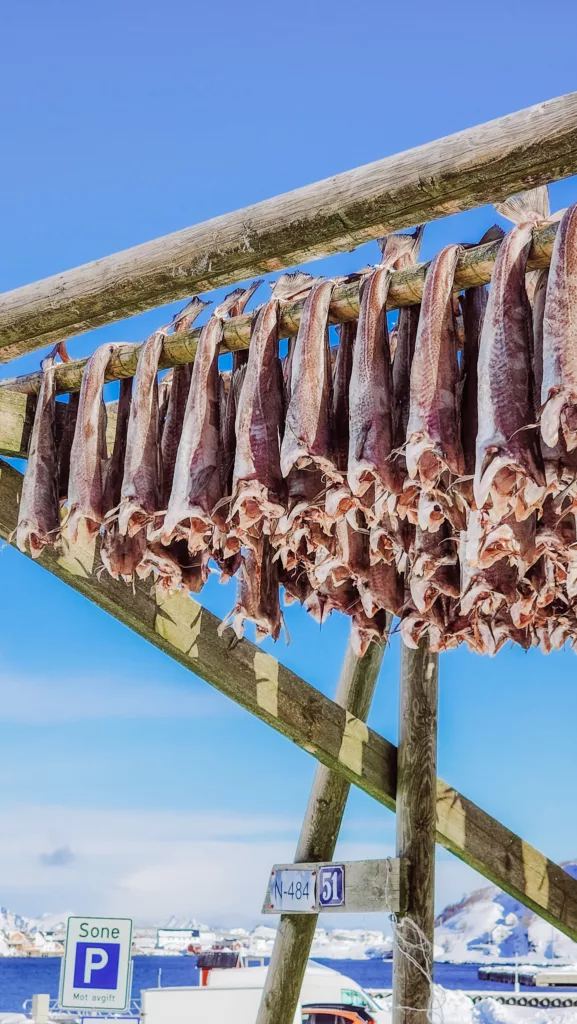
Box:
[0,457,575,941]
[0,93,577,362]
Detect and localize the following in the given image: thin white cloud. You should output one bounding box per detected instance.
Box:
[0,673,235,723]
[0,802,487,928]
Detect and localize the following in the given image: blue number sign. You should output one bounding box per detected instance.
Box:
[318,865,345,907]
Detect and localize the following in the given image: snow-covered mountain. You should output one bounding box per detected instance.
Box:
[435,862,577,963]
[0,907,29,933]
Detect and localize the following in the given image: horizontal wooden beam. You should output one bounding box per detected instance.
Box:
[1,94,577,363]
[0,220,559,396]
[0,458,575,940]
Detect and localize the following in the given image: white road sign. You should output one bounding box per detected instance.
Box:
[60,917,133,1012]
[268,868,317,912]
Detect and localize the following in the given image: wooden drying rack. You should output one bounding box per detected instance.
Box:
[2,92,577,1023]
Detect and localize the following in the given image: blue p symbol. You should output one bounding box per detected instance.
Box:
[73,942,120,989]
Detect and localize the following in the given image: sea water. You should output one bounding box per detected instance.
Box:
[0,957,575,1014]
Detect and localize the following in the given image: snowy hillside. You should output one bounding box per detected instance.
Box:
[435,863,577,963]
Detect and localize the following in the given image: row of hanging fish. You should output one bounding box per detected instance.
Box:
[16,186,577,656]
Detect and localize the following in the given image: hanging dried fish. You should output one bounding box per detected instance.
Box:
[387,233,425,434]
[280,279,338,481]
[474,221,546,519]
[67,343,114,542]
[161,287,256,553]
[348,265,400,508]
[215,281,263,518]
[160,296,210,506]
[219,537,284,642]
[325,320,358,520]
[16,352,60,557]
[406,244,465,491]
[541,203,577,453]
[117,330,167,537]
[229,273,315,542]
[57,392,79,503]
[459,227,505,483]
[100,379,147,580]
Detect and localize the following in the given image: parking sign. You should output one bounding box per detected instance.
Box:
[60,917,133,1011]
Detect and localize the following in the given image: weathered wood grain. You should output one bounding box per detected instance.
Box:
[257,642,385,1024]
[1,94,576,361]
[0,458,575,941]
[0,221,560,397]
[393,640,439,1024]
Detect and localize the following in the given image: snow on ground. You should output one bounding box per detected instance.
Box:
[471,1000,577,1022]
[374,991,577,1023]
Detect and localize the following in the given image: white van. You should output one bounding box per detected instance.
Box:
[141,985,300,1024]
[141,960,388,1023]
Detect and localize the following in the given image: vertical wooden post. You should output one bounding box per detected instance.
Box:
[256,638,386,1024]
[393,639,439,1024]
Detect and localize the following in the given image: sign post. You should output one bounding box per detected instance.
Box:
[59,917,133,1013]
[263,859,401,915]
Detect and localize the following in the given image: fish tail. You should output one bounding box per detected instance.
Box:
[494,186,550,224]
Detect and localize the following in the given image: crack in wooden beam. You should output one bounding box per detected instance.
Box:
[1,92,576,362]
[0,220,559,396]
[0,456,575,940]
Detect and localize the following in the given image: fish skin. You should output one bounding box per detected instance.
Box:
[135,539,210,596]
[159,298,209,507]
[162,287,256,552]
[280,279,338,481]
[67,343,114,542]
[377,225,424,271]
[100,378,148,581]
[460,285,488,478]
[357,560,404,619]
[171,295,211,332]
[406,244,465,488]
[160,363,192,507]
[118,330,166,537]
[214,280,262,522]
[474,224,545,515]
[541,203,577,451]
[348,265,400,503]
[229,300,286,533]
[392,304,420,462]
[57,392,80,503]
[17,356,60,558]
[331,320,357,476]
[276,282,339,570]
[104,378,132,513]
[219,537,283,643]
[160,323,223,550]
[325,321,358,520]
[101,528,147,581]
[350,607,389,657]
[229,275,315,540]
[217,359,247,513]
[381,227,425,460]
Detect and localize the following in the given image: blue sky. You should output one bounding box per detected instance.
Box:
[1,0,577,928]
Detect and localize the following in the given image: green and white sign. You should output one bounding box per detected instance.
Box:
[59,917,133,1012]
